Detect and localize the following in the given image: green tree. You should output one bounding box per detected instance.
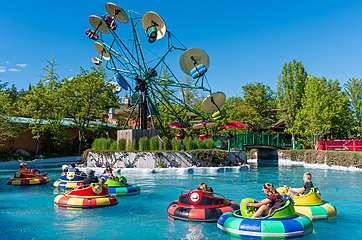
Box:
[17,58,62,154]
[295,76,351,149]
[60,66,119,153]
[222,96,248,135]
[344,78,362,137]
[277,59,307,149]
[0,90,21,146]
[241,82,277,131]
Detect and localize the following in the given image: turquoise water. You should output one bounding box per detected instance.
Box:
[0,161,361,240]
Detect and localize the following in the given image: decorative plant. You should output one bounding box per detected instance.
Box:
[117,139,126,151]
[162,136,170,151]
[150,136,159,151]
[139,136,149,151]
[171,138,182,151]
[127,141,137,151]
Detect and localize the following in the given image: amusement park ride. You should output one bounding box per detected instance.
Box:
[85,2,227,138]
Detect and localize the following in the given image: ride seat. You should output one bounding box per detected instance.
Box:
[267,195,296,219]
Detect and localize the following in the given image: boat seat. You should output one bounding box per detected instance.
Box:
[268,195,295,217]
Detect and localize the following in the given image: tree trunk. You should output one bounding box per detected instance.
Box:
[78,130,83,154]
[313,136,318,150]
[291,132,296,149]
[35,137,39,155]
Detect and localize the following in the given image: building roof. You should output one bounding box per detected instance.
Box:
[9,117,119,129]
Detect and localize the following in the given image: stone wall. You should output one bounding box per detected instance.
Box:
[86,151,246,168]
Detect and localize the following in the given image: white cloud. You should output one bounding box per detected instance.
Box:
[0,69,6,73]
[5,61,10,64]
[0,66,5,69]
[8,68,21,72]
[16,63,28,68]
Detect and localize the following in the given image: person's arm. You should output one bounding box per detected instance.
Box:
[246,198,271,208]
[289,187,305,194]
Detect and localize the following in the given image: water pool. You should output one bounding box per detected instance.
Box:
[0,161,361,240]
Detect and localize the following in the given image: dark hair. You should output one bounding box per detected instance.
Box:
[263,183,282,199]
[304,172,312,180]
[71,163,76,168]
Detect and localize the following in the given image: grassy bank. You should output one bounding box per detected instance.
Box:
[278,150,362,167]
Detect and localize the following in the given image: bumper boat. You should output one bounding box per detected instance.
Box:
[7,169,49,186]
[102,175,140,196]
[54,183,118,209]
[278,187,336,220]
[53,172,85,189]
[217,196,313,239]
[167,190,239,222]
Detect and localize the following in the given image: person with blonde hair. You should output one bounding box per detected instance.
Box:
[246,183,283,218]
[286,172,314,196]
[197,182,208,191]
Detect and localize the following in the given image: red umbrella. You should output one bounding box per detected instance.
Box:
[221,123,236,129]
[221,121,249,129]
[221,121,249,151]
[193,120,216,129]
[169,121,186,129]
[230,121,249,129]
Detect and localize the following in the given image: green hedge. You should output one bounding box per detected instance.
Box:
[278,150,362,167]
[91,137,215,152]
[139,137,149,151]
[117,139,126,151]
[92,138,113,150]
[150,136,159,151]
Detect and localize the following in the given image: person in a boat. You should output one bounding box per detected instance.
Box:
[62,164,68,173]
[245,182,283,218]
[197,182,214,195]
[103,165,116,180]
[197,182,208,191]
[68,163,80,174]
[83,169,100,187]
[286,172,314,196]
[18,162,31,173]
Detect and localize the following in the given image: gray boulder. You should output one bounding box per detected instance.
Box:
[15,149,32,158]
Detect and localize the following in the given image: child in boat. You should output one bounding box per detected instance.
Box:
[197,182,208,191]
[287,172,314,196]
[245,182,283,218]
[103,165,116,180]
[18,162,31,173]
[68,163,81,174]
[62,164,68,173]
[197,183,214,195]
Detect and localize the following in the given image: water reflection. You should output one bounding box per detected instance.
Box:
[183,223,204,240]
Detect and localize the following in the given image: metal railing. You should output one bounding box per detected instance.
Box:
[213,131,293,150]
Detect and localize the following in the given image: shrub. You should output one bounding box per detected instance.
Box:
[195,139,204,150]
[156,159,167,168]
[127,141,137,151]
[117,139,126,151]
[191,149,227,166]
[162,136,170,151]
[171,138,182,151]
[139,137,149,151]
[109,141,118,151]
[150,136,159,151]
[183,137,194,151]
[92,138,112,150]
[204,138,214,149]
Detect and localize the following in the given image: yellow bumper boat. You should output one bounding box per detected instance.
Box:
[278,187,336,220]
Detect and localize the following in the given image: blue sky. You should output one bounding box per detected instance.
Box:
[1,0,362,98]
